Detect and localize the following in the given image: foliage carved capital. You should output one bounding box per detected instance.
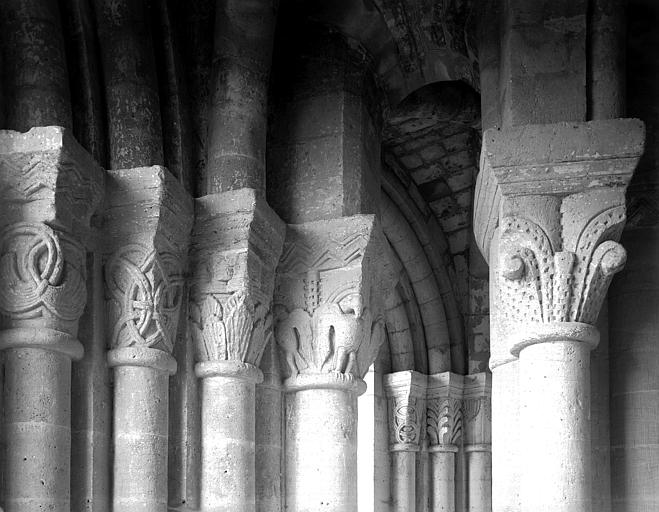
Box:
[189,189,285,368]
[474,119,644,262]
[426,372,465,450]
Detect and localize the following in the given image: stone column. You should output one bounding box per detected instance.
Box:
[473,119,645,512]
[462,373,492,512]
[0,0,73,131]
[189,189,285,512]
[255,338,284,512]
[274,215,391,512]
[204,0,278,195]
[0,127,103,512]
[103,166,193,512]
[93,0,164,170]
[426,372,464,512]
[384,371,427,512]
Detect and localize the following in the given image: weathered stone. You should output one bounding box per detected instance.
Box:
[189,187,285,512]
[274,214,393,512]
[474,118,644,512]
[274,215,391,387]
[0,127,103,512]
[103,165,193,512]
[0,0,72,132]
[384,371,427,512]
[94,0,164,170]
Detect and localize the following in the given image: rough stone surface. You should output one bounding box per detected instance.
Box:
[0,127,102,512]
[475,115,644,512]
[0,2,657,512]
[102,165,193,512]
[189,188,285,512]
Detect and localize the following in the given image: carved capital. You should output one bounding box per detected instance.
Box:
[274,215,393,388]
[190,290,271,365]
[0,127,104,237]
[474,119,644,261]
[189,189,285,369]
[384,371,427,452]
[472,120,645,366]
[462,372,492,446]
[426,372,464,451]
[104,167,193,368]
[105,244,184,353]
[0,127,104,342]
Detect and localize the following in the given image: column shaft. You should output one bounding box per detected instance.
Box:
[285,388,359,512]
[0,0,72,130]
[3,348,72,512]
[200,374,257,511]
[430,449,456,512]
[609,229,659,511]
[518,340,592,512]
[256,383,283,512]
[112,365,170,512]
[392,451,415,512]
[94,0,164,169]
[491,362,520,512]
[466,446,492,512]
[205,0,277,195]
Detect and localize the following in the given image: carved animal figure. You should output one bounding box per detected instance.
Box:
[313,299,370,375]
[273,307,310,376]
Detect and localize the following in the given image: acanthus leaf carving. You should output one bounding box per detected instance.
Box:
[190,290,270,366]
[426,397,462,448]
[499,207,627,326]
[461,398,482,424]
[0,222,86,323]
[105,244,183,353]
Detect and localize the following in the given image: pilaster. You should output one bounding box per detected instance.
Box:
[103,165,193,512]
[0,126,104,512]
